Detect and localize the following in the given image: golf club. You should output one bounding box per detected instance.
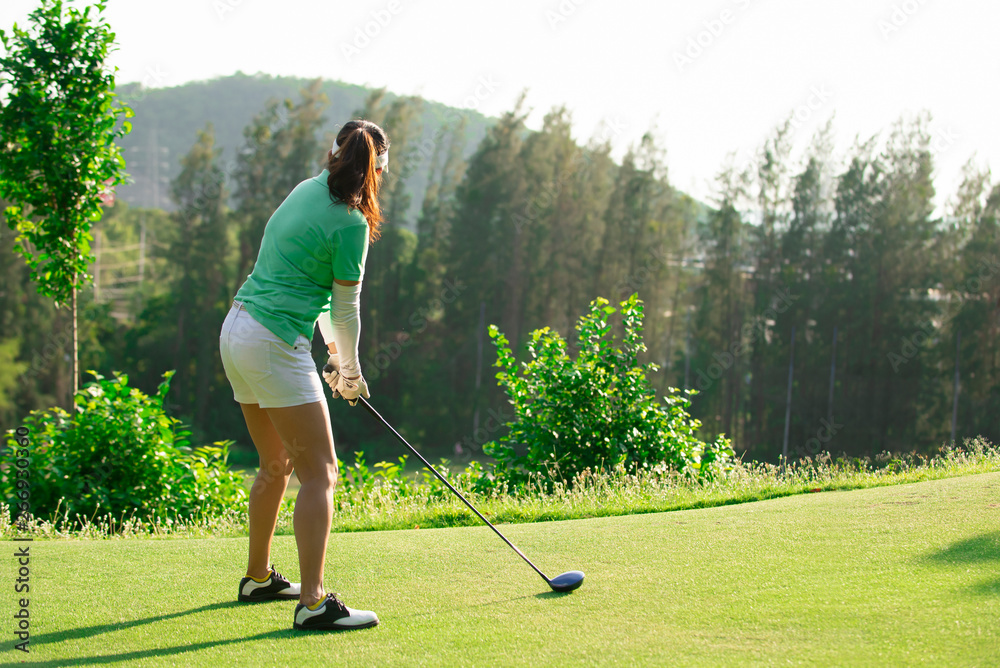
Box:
[327,367,584,593]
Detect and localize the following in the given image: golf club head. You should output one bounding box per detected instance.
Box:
[547,570,585,592]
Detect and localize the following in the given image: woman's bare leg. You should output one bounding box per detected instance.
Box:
[239,402,294,580]
[263,400,338,608]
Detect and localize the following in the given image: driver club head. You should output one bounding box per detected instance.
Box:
[547,570,585,592]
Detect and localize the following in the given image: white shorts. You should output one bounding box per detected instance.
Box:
[219,301,326,408]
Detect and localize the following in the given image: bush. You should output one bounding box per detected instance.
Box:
[2,370,247,524]
[485,295,734,488]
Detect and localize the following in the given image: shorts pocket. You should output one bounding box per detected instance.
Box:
[259,339,273,378]
[229,334,272,381]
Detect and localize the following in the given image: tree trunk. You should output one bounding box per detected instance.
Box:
[72,278,79,398]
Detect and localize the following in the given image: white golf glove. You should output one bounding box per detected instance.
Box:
[322,353,341,397]
[336,365,370,406]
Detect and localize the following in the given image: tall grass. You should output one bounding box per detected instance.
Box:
[3,437,997,540]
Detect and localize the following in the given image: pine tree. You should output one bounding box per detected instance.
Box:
[947,169,999,444]
[689,165,749,447]
[443,94,530,434]
[167,125,231,426]
[352,91,423,373]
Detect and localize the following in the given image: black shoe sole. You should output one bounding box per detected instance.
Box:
[293,620,379,631]
[238,592,300,603]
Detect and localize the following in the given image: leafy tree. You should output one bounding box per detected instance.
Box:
[0,0,132,396]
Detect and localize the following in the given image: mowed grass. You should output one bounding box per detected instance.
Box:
[5,472,999,666]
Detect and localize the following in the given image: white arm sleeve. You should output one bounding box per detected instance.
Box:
[330,281,363,375]
[316,307,336,346]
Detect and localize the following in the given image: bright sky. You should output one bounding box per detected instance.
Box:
[3,0,998,212]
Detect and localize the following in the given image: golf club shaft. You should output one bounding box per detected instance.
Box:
[355,396,551,585]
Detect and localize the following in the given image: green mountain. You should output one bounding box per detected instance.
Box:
[115,72,493,226]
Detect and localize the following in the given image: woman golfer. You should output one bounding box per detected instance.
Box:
[219,119,387,631]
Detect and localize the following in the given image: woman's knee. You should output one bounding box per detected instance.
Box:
[315,460,339,489]
[251,459,292,494]
[262,402,337,488]
[261,456,292,478]
[298,459,338,490]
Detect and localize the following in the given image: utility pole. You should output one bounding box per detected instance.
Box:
[782,325,796,464]
[683,306,692,390]
[827,325,838,425]
[138,216,146,286]
[126,124,168,293]
[93,229,101,301]
[472,300,486,434]
[951,331,960,444]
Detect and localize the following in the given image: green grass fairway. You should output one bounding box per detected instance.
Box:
[5,472,999,666]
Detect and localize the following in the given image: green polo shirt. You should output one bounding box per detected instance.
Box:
[234,170,369,346]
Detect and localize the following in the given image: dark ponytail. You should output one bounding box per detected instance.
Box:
[326,119,389,243]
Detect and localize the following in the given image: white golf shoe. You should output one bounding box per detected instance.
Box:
[237,565,301,602]
[293,592,379,631]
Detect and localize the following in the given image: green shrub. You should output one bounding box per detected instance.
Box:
[2,370,247,524]
[485,295,734,488]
